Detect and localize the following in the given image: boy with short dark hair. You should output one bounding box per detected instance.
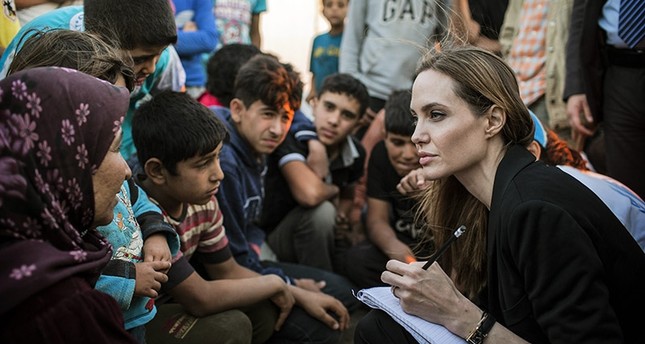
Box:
[216,54,358,343]
[83,0,177,52]
[260,73,369,272]
[132,91,294,344]
[306,0,348,103]
[199,43,262,108]
[339,89,426,289]
[0,0,185,160]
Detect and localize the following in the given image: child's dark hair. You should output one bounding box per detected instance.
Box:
[234,54,303,115]
[206,43,262,107]
[84,0,177,50]
[8,29,135,91]
[133,91,228,175]
[384,89,414,136]
[318,73,370,118]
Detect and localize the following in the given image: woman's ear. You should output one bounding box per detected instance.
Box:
[484,105,506,138]
[143,158,167,185]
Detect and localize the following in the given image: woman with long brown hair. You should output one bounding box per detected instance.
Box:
[355,46,645,344]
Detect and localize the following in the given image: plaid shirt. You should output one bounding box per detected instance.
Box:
[507,0,548,106]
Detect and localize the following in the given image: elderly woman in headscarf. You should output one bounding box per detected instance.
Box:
[0,67,137,343]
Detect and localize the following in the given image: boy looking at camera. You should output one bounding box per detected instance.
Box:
[260,73,369,272]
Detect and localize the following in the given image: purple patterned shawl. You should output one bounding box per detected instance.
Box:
[0,67,130,314]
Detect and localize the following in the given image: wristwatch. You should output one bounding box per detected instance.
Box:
[466,312,496,344]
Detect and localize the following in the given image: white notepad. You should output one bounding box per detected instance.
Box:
[355,287,466,344]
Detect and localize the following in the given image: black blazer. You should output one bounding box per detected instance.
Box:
[486,145,645,343]
[564,0,606,123]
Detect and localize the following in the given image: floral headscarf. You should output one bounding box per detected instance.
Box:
[0,67,130,314]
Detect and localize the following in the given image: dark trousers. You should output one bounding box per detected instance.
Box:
[266,203,336,271]
[602,64,645,198]
[336,233,425,290]
[341,240,390,289]
[145,304,257,344]
[354,310,417,344]
[267,307,340,344]
[262,261,363,344]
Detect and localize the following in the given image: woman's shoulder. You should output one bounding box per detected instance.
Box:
[494,161,625,238]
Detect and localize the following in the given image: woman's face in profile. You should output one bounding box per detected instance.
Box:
[90,129,131,227]
[409,69,491,180]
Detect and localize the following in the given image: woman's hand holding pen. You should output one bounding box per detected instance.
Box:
[382,259,482,339]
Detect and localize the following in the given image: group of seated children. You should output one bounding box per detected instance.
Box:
[127,51,366,342]
[0,0,363,341]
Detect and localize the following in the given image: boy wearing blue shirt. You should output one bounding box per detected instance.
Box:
[216,54,358,343]
[95,179,180,342]
[0,0,185,160]
[172,0,218,98]
[307,0,348,103]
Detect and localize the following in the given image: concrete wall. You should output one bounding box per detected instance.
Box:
[261,0,331,116]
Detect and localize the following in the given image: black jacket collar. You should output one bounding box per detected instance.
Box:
[490,145,536,213]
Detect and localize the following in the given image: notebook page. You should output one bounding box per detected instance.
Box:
[355,287,466,344]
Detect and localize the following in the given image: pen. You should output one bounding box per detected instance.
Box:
[422,225,467,270]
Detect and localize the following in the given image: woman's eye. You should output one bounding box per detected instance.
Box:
[429,111,444,119]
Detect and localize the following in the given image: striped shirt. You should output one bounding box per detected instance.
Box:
[159,195,231,264]
[507,0,548,106]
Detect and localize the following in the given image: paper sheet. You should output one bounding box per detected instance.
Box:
[355,287,466,344]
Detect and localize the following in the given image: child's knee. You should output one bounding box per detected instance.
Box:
[307,201,336,232]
